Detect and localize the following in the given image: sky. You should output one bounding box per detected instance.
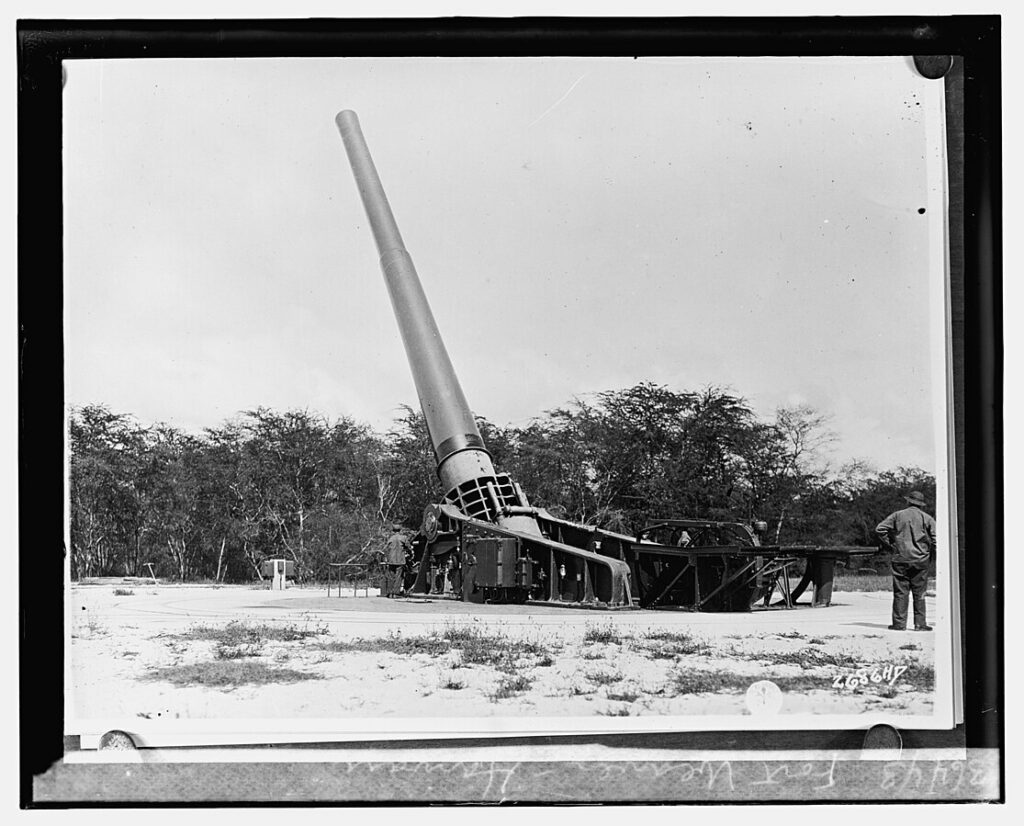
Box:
[62,56,949,474]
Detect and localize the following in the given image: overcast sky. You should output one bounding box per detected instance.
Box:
[62,56,948,474]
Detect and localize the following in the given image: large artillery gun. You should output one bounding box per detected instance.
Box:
[336,110,875,611]
[336,110,632,607]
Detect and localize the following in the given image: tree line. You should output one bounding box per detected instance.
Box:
[68,383,935,581]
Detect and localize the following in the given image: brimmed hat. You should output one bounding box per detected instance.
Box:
[904,491,927,507]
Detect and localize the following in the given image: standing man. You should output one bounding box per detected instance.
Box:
[383,524,411,598]
[876,490,936,631]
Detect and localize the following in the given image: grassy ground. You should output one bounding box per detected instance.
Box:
[69,580,939,720]
[833,571,891,592]
[832,570,937,593]
[137,619,933,713]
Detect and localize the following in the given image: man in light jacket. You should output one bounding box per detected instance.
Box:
[875,490,936,631]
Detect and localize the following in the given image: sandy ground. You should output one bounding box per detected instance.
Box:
[68,581,936,726]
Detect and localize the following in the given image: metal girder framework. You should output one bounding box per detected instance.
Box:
[693,557,759,609]
[751,557,799,609]
[639,557,694,609]
[629,534,878,611]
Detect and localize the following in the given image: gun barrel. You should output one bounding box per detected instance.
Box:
[335,110,497,496]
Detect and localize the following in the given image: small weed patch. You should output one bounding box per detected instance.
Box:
[898,662,935,692]
[643,646,680,660]
[583,623,623,645]
[490,673,533,701]
[670,670,750,695]
[172,620,328,646]
[143,660,318,689]
[320,634,449,657]
[440,675,466,690]
[445,626,521,669]
[642,630,693,643]
[772,649,862,669]
[73,614,108,639]
[639,630,709,658]
[586,669,622,687]
[730,647,862,670]
[113,588,135,597]
[216,641,263,660]
[167,620,330,660]
[606,688,641,703]
[766,674,828,693]
[317,625,552,675]
[599,706,633,717]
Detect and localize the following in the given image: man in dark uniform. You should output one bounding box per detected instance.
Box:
[876,490,936,631]
[382,524,411,598]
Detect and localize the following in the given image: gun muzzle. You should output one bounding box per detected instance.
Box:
[336,110,499,504]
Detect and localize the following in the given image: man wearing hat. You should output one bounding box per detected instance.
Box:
[875,491,936,631]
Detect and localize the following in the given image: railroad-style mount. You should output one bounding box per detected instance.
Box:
[336,110,875,610]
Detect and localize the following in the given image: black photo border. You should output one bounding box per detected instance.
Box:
[18,15,1002,805]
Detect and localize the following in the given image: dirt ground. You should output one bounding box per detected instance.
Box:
[68,580,939,736]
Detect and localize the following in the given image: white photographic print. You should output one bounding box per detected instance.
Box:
[62,56,958,747]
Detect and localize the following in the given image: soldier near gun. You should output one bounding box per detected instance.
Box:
[875,490,936,631]
[381,524,411,598]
